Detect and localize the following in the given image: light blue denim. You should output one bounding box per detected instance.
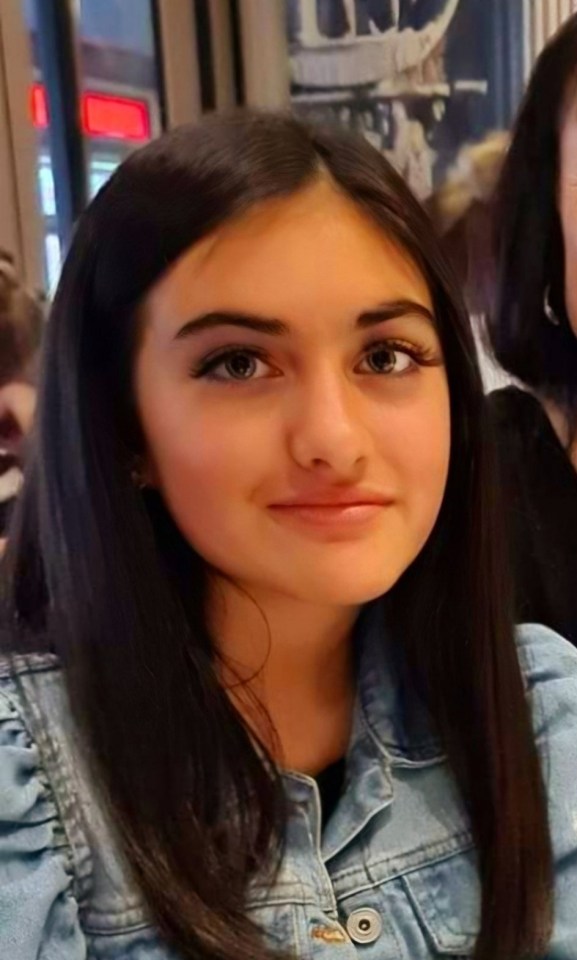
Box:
[1,609,577,959]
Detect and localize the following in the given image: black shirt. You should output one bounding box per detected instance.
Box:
[488,387,577,647]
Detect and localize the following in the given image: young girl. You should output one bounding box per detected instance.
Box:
[0,112,575,960]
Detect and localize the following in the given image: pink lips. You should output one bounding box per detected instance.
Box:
[268,489,393,534]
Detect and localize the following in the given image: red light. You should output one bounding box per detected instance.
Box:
[82,91,151,141]
[30,85,151,142]
[31,83,49,127]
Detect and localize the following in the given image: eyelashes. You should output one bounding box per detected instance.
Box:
[190,339,441,383]
[361,338,439,372]
[190,345,272,381]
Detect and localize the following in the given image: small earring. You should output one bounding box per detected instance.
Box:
[544,285,561,326]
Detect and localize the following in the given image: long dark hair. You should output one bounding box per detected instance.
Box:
[488,13,577,416]
[1,112,552,960]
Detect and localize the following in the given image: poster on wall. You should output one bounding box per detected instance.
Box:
[286,0,525,201]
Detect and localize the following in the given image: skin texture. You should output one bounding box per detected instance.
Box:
[134,180,450,771]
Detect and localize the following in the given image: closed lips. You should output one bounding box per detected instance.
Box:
[269,491,393,508]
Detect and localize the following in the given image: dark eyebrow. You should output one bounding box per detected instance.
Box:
[356,300,435,328]
[174,312,289,340]
[174,300,434,341]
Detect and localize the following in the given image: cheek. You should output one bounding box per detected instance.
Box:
[140,391,271,548]
[375,379,451,535]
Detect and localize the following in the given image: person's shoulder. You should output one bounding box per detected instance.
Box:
[0,649,66,749]
[0,651,86,957]
[0,648,62,682]
[0,649,64,719]
[516,622,577,684]
[0,648,69,792]
[516,623,577,749]
[516,624,577,938]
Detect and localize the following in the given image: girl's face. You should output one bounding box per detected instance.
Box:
[135,181,450,607]
[559,90,577,338]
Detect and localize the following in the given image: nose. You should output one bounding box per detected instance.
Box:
[287,369,371,479]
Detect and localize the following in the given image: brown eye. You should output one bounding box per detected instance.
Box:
[193,347,276,382]
[361,347,413,375]
[222,352,257,380]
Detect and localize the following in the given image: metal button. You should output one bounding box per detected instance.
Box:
[346,907,383,944]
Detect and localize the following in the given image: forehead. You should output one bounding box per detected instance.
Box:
[142,180,433,328]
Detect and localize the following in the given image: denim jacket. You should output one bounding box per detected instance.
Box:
[1,614,577,959]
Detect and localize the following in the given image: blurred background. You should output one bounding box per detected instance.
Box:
[0,0,573,297]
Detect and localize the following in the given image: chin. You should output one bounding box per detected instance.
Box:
[280,566,403,608]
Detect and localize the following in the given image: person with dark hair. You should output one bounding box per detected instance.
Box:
[0,250,43,538]
[0,112,576,960]
[487,14,577,648]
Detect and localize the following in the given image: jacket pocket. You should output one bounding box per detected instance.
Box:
[402,846,480,956]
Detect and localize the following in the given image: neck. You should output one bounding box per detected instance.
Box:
[210,578,359,774]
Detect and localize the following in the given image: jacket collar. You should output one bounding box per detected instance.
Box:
[354,599,445,767]
[285,600,446,865]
